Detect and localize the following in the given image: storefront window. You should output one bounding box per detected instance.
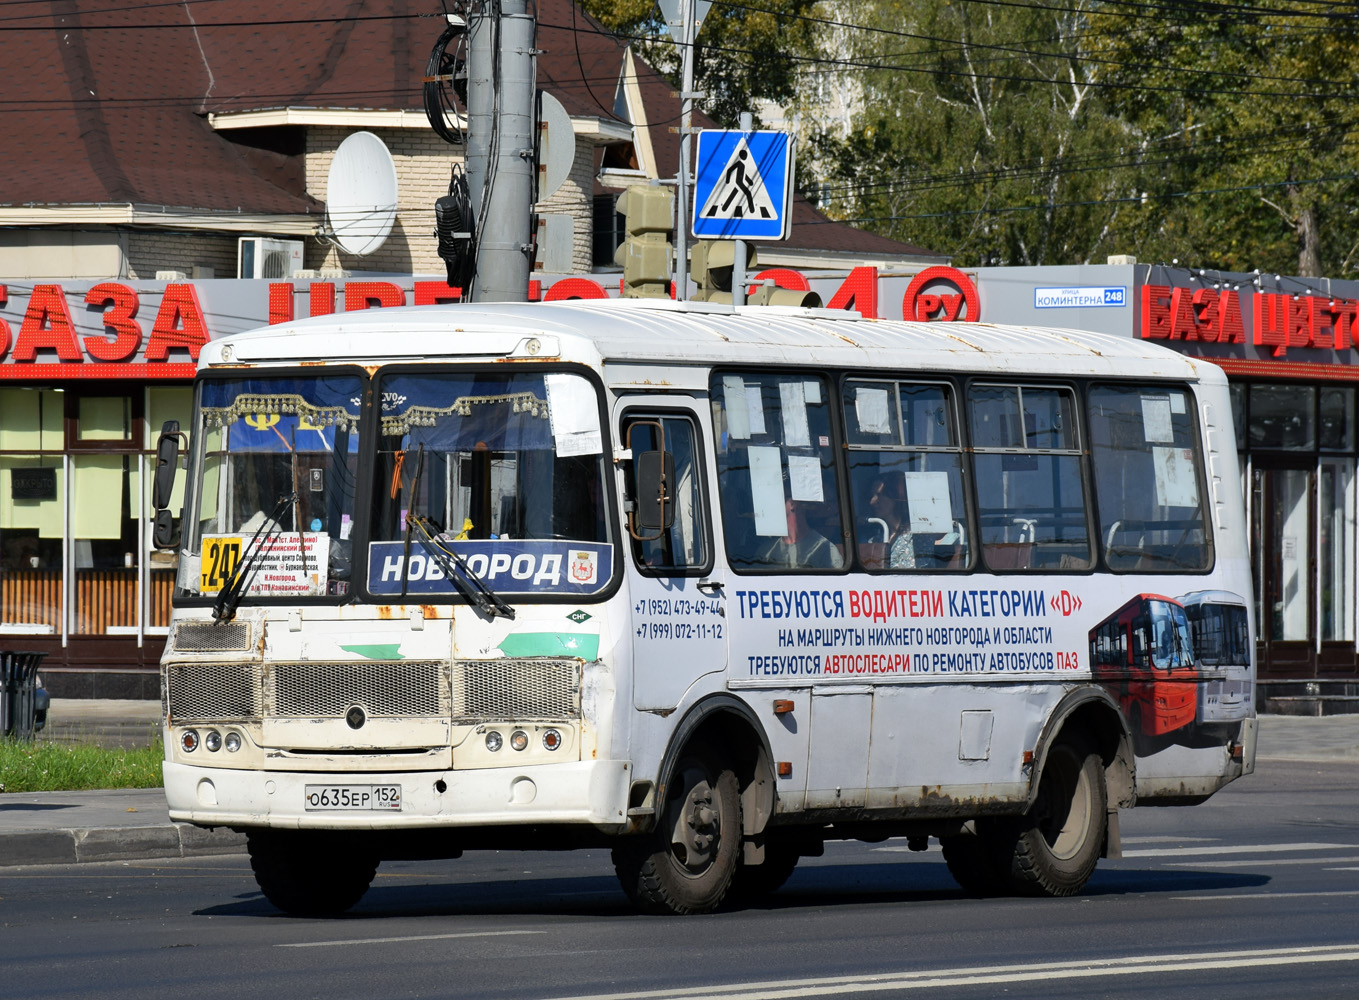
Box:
[1249,385,1315,449]
[1229,383,1247,453]
[1,385,191,639]
[1320,459,1355,642]
[1319,388,1355,452]
[0,388,64,634]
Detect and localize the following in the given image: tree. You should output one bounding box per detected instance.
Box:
[1089,3,1359,277]
[581,0,821,127]
[811,0,1359,274]
[811,0,1136,266]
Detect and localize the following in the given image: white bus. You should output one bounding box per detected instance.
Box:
[151,298,1257,915]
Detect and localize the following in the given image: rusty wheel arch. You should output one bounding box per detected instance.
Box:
[1029,685,1135,812]
[645,694,776,842]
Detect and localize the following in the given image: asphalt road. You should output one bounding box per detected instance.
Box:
[2,757,1356,1000]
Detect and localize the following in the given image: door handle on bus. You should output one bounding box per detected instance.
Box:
[697,579,724,594]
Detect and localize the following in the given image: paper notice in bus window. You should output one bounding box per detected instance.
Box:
[1141,396,1175,443]
[748,446,787,536]
[787,454,823,503]
[779,381,811,447]
[803,381,822,404]
[905,471,953,533]
[745,382,767,436]
[544,374,602,456]
[723,376,751,439]
[856,387,891,435]
[1169,392,1187,413]
[1153,446,1198,507]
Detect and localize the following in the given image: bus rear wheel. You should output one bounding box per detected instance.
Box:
[1009,741,1107,896]
[247,830,379,917]
[612,752,741,915]
[940,825,1012,896]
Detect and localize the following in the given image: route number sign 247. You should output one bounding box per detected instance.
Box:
[200,536,242,594]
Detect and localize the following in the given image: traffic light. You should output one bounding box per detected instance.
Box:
[614,185,674,298]
[689,241,822,307]
[689,240,751,304]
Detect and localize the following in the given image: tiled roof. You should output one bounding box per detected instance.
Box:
[0,0,935,258]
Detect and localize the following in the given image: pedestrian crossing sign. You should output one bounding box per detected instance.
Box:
[692,129,794,240]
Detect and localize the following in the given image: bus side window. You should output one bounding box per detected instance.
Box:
[710,373,845,573]
[843,379,970,571]
[1088,384,1211,572]
[623,415,709,571]
[969,383,1093,572]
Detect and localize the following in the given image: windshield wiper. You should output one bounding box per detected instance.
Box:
[213,492,297,624]
[405,513,516,620]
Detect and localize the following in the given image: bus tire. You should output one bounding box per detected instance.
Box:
[730,838,800,901]
[940,825,1013,895]
[612,751,740,915]
[1008,741,1106,896]
[247,830,378,917]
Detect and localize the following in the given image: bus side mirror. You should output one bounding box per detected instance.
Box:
[633,449,675,536]
[153,420,181,511]
[152,420,184,549]
[153,509,178,550]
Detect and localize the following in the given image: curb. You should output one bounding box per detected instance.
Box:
[3,824,245,867]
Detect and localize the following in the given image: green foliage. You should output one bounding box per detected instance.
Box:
[812,0,1359,273]
[581,0,821,127]
[0,739,163,792]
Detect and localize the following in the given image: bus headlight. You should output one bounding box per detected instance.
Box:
[542,728,563,751]
[485,731,503,753]
[180,730,199,752]
[224,731,242,753]
[204,730,222,752]
[510,729,529,751]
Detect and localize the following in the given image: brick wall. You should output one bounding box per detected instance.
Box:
[124,231,239,280]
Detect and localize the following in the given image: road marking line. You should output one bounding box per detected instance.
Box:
[1166,855,1359,869]
[1121,841,1350,858]
[1120,836,1220,844]
[542,944,1359,1000]
[277,930,543,948]
[1173,890,1359,901]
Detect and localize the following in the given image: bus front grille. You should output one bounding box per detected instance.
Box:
[272,661,446,718]
[166,662,258,721]
[452,659,580,722]
[171,621,252,653]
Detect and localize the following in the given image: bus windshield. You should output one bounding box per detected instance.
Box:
[367,370,614,599]
[179,373,364,600]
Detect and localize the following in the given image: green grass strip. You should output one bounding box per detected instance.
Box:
[0,739,163,793]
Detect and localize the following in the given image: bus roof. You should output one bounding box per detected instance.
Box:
[205,298,1221,384]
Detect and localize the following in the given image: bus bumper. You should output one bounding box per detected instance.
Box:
[164,758,632,833]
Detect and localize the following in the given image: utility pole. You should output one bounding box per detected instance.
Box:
[465,0,536,302]
[673,0,697,301]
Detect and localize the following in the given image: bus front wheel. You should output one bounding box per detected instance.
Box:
[1009,740,1107,896]
[247,830,379,916]
[612,751,741,915]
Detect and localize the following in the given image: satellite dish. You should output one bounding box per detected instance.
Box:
[326,132,399,256]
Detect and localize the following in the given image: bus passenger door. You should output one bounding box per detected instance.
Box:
[618,404,728,711]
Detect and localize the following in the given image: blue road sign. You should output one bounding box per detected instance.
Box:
[692,130,794,240]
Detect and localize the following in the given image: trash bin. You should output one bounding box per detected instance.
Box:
[1,651,47,740]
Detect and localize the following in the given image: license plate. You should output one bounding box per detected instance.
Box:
[304,785,402,811]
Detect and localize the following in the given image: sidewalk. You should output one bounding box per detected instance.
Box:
[2,707,1357,869]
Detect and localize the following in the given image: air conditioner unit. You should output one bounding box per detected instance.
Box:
[237,237,304,279]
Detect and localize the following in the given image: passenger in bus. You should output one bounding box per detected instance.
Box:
[757,498,843,569]
[866,473,916,569]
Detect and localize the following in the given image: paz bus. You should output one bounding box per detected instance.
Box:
[1089,593,1199,745]
[150,298,1257,915]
